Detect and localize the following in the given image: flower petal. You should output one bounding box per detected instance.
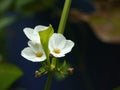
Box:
[28,41,44,53]
[49,33,66,51]
[28,41,46,61]
[21,47,36,62]
[23,27,40,43]
[34,25,48,32]
[23,28,34,40]
[62,40,74,54]
[21,45,46,62]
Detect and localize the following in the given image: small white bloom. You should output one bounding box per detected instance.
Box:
[21,41,46,62]
[23,25,48,43]
[48,33,74,57]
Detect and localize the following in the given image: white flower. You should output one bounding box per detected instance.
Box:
[48,33,74,57]
[23,25,48,43]
[21,41,46,62]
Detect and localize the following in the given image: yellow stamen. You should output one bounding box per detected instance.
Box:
[54,48,61,54]
[36,52,43,57]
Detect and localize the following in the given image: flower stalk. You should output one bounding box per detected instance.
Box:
[45,72,53,90]
[58,0,72,34]
[44,0,72,90]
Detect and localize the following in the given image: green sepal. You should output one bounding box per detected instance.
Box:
[41,61,50,71]
[60,60,67,70]
[37,66,48,77]
[54,60,69,81]
[39,24,54,64]
[35,62,50,78]
[39,66,47,73]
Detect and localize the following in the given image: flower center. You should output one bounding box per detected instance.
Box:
[35,52,43,57]
[54,48,61,54]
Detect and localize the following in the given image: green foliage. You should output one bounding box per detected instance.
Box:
[0,63,23,90]
[39,25,54,59]
[15,0,34,10]
[39,59,70,81]
[0,0,13,13]
[54,60,69,81]
[0,17,15,60]
[0,17,15,30]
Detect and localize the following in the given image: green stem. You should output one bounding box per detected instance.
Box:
[45,72,53,90]
[44,0,72,90]
[57,0,72,34]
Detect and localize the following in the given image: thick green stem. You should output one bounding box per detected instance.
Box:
[45,72,53,90]
[57,0,72,34]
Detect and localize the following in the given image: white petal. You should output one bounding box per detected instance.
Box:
[62,40,74,54]
[32,31,40,43]
[23,27,40,43]
[21,47,36,62]
[28,41,44,53]
[28,41,46,62]
[49,33,66,51]
[21,46,46,62]
[23,28,34,40]
[34,25,48,32]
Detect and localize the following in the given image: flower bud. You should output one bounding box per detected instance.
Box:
[35,70,41,78]
[67,68,74,74]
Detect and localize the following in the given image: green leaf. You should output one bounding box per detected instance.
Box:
[0,63,23,90]
[39,25,54,59]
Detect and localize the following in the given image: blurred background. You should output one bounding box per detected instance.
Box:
[0,0,120,90]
